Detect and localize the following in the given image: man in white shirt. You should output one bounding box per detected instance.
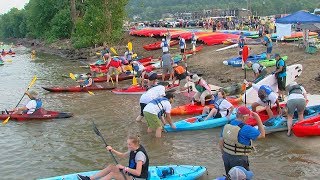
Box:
[160,38,169,54]
[246,61,268,83]
[178,36,186,60]
[13,91,42,114]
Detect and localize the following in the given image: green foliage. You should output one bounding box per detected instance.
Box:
[46,8,72,43]
[0,8,27,39]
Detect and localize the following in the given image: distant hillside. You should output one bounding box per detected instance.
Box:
[127,0,320,20]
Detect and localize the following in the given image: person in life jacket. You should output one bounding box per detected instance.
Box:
[78,73,94,88]
[191,32,197,54]
[273,53,286,102]
[219,106,265,174]
[248,82,280,119]
[246,61,268,83]
[1,49,5,55]
[238,32,245,49]
[191,74,212,106]
[143,93,176,138]
[106,57,124,84]
[201,89,234,121]
[178,36,186,60]
[0,54,3,63]
[13,90,43,115]
[77,135,149,180]
[286,82,308,136]
[8,49,12,53]
[171,63,189,91]
[124,46,133,61]
[136,85,166,122]
[160,38,169,53]
[262,30,273,59]
[160,52,174,81]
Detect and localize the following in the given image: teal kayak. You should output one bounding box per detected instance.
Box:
[39,165,207,180]
[164,109,237,132]
[263,105,320,134]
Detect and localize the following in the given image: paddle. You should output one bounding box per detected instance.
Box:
[92,121,127,180]
[69,73,95,95]
[242,46,249,105]
[2,76,37,125]
[110,47,118,56]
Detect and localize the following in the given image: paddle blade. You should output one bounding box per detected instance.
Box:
[242,46,249,62]
[69,73,76,80]
[88,91,95,95]
[28,76,37,89]
[2,117,10,125]
[128,42,133,52]
[92,121,102,137]
[110,47,118,55]
[132,76,138,86]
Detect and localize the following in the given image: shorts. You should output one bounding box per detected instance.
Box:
[143,111,162,129]
[148,73,157,81]
[180,49,185,53]
[108,67,119,75]
[162,65,173,74]
[266,46,273,54]
[222,151,250,174]
[277,76,286,91]
[140,103,147,116]
[287,99,306,115]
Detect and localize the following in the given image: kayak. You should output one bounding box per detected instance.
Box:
[262,105,320,134]
[42,85,115,92]
[0,108,73,121]
[39,165,207,180]
[223,53,267,67]
[292,115,320,137]
[1,51,16,56]
[112,83,178,95]
[246,104,286,126]
[257,56,288,67]
[143,40,179,51]
[93,73,168,83]
[171,96,242,116]
[144,54,192,71]
[184,46,203,54]
[165,109,237,132]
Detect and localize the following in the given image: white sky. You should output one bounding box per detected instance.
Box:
[0,0,29,15]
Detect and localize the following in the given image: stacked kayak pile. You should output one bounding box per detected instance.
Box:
[143,40,179,51]
[198,33,239,46]
[271,31,318,41]
[40,165,207,180]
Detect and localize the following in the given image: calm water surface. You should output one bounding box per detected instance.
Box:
[0,46,319,179]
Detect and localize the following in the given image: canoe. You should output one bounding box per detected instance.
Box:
[292,115,320,137]
[143,40,179,51]
[184,45,203,54]
[0,108,73,121]
[165,110,237,132]
[112,83,179,95]
[1,51,16,56]
[171,96,241,116]
[42,85,115,92]
[39,165,207,180]
[223,53,268,67]
[262,105,320,134]
[257,56,288,67]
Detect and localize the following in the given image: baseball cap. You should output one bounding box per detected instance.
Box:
[274,53,280,57]
[228,166,254,180]
[237,106,251,116]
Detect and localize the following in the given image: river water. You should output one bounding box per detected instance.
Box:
[0,46,319,179]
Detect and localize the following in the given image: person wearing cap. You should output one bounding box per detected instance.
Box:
[178,36,186,60]
[136,85,166,122]
[215,166,254,180]
[143,93,176,138]
[160,38,169,53]
[219,106,265,174]
[160,51,174,81]
[141,69,158,88]
[286,82,308,136]
[262,30,272,59]
[191,32,197,54]
[171,63,189,91]
[273,53,286,102]
[248,82,280,118]
[246,61,268,83]
[78,73,94,88]
[191,74,212,106]
[13,91,43,115]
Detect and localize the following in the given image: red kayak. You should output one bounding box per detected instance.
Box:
[171,96,241,116]
[1,51,16,56]
[185,46,203,54]
[93,73,169,83]
[292,115,320,137]
[245,104,286,126]
[112,83,179,95]
[0,108,73,121]
[143,40,179,51]
[42,85,115,92]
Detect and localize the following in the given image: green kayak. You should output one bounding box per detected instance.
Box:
[245,56,288,69]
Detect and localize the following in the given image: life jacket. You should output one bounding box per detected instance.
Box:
[259,85,273,95]
[125,51,132,61]
[258,85,273,104]
[288,84,303,95]
[195,80,206,93]
[128,145,149,179]
[238,35,245,48]
[35,99,42,110]
[223,123,253,156]
[133,62,142,72]
[174,66,187,80]
[214,98,229,116]
[109,57,121,68]
[191,35,196,43]
[150,97,169,118]
[163,40,169,48]
[276,58,286,74]
[179,39,185,47]
[257,63,265,73]
[84,78,94,86]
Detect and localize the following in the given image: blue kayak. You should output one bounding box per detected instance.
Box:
[39,165,207,180]
[164,110,237,132]
[223,52,267,67]
[263,105,320,134]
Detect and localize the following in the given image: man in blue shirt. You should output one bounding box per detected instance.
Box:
[219,106,265,174]
[262,30,272,59]
[273,53,287,101]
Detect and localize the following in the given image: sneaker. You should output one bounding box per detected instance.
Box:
[77,174,90,180]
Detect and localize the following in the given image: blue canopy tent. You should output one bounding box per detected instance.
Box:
[276,10,320,24]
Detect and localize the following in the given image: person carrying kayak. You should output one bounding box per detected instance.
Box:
[246,61,268,83]
[273,53,286,102]
[77,135,149,180]
[171,63,189,91]
[160,38,169,54]
[191,74,212,106]
[12,91,42,115]
[262,30,273,59]
[201,89,234,121]
[136,85,166,122]
[247,82,280,119]
[160,52,174,82]
[78,73,94,88]
[286,82,308,136]
[219,106,265,174]
[191,32,197,54]
[215,166,254,180]
[143,93,176,138]
[178,36,186,61]
[106,57,124,84]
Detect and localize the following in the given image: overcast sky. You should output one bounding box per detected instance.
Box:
[0,0,29,15]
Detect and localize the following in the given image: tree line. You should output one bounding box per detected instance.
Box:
[0,0,128,48]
